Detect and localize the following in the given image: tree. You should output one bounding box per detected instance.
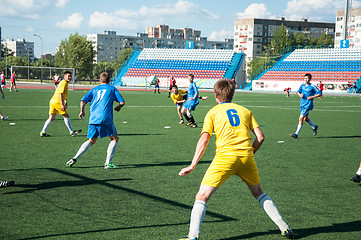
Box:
[316,33,334,46]
[112,48,133,73]
[54,33,95,79]
[268,24,292,56]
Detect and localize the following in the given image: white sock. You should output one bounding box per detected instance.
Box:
[356,168,361,175]
[307,120,316,129]
[105,141,118,165]
[41,119,52,133]
[64,118,74,133]
[257,193,289,232]
[189,200,206,239]
[73,140,92,159]
[295,124,302,135]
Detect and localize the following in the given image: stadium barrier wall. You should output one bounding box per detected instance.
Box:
[252,80,350,93]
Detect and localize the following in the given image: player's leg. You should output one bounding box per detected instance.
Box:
[177,105,184,124]
[104,135,120,169]
[184,185,218,239]
[247,184,294,238]
[304,115,318,136]
[62,113,82,136]
[40,114,56,137]
[186,109,197,127]
[350,161,361,183]
[290,113,305,138]
[181,106,191,123]
[67,137,97,167]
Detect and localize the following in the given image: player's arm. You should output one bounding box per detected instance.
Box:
[251,127,264,154]
[114,101,125,112]
[79,100,87,119]
[179,132,210,176]
[59,93,66,111]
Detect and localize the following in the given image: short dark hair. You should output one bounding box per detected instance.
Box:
[64,71,72,75]
[171,85,178,89]
[100,72,110,83]
[305,73,312,80]
[188,74,194,79]
[214,79,235,102]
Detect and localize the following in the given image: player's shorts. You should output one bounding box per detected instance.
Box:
[201,154,260,188]
[184,101,198,111]
[87,123,117,139]
[11,81,16,86]
[55,81,60,85]
[49,101,67,115]
[1,82,5,86]
[155,84,159,88]
[300,108,310,117]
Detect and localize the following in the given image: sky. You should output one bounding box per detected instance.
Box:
[1,0,360,57]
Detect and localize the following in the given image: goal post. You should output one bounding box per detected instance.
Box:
[10,66,76,89]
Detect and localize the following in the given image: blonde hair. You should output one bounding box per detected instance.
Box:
[100,72,110,83]
[214,79,235,102]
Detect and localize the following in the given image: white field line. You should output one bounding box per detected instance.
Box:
[3,105,361,113]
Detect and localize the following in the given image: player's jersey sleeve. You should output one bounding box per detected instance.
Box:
[312,84,322,95]
[201,110,214,136]
[113,87,124,103]
[297,84,303,94]
[81,88,94,103]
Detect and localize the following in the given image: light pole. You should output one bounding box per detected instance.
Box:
[33,33,43,83]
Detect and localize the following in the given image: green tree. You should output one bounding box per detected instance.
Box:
[291,32,309,47]
[93,61,115,80]
[112,48,133,73]
[54,33,95,79]
[316,33,334,46]
[268,24,292,56]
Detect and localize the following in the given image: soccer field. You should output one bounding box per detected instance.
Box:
[0,89,360,240]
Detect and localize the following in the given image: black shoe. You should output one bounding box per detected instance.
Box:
[40,132,50,137]
[313,125,318,136]
[350,174,361,183]
[282,229,295,239]
[71,130,82,136]
[0,180,15,188]
[289,133,298,139]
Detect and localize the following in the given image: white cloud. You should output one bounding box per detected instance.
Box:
[208,29,233,41]
[26,26,34,32]
[284,0,344,21]
[89,0,219,30]
[0,0,48,18]
[236,3,274,19]
[55,12,84,29]
[56,0,70,8]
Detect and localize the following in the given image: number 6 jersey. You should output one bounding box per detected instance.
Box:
[202,102,259,156]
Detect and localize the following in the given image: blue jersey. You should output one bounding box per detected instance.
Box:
[297,83,321,110]
[81,84,124,125]
[186,82,199,106]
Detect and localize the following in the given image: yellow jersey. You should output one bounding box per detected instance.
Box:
[171,89,187,104]
[202,102,259,156]
[50,80,68,104]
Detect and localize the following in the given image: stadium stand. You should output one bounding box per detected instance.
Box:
[257,48,361,83]
[112,48,245,88]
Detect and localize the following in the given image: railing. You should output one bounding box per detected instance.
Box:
[248,45,334,81]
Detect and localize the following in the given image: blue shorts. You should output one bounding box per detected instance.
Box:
[184,100,198,111]
[87,123,117,139]
[155,84,159,89]
[300,108,310,116]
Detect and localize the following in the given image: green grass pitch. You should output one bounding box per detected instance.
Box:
[0,88,360,239]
